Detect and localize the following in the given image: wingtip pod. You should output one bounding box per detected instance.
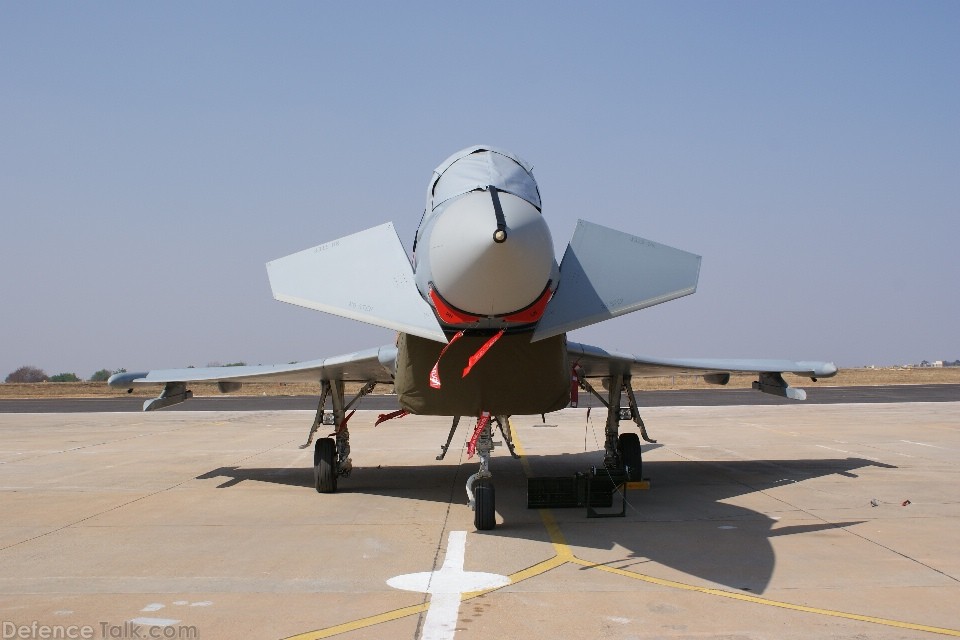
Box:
[107,371,147,388]
[819,362,839,378]
[792,361,839,380]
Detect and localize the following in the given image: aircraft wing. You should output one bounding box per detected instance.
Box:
[568,340,838,400]
[109,346,398,411]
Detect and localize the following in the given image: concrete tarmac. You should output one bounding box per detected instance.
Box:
[1,402,958,639]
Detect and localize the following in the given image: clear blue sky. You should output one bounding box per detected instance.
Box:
[2,1,957,378]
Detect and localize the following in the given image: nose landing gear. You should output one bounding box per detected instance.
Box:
[462,413,515,531]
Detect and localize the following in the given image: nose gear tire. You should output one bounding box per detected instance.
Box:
[474,479,496,530]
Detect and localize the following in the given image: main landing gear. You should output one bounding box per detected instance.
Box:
[299,379,377,493]
[577,370,656,481]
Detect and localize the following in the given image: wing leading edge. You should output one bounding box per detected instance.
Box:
[568,340,838,400]
[109,346,398,411]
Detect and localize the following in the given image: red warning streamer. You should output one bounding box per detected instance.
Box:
[429,330,465,389]
[467,412,491,459]
[461,329,506,379]
[429,329,507,389]
[332,409,356,435]
[374,409,409,427]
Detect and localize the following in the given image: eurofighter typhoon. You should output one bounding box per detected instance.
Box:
[111,146,837,530]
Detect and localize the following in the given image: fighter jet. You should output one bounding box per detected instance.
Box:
[110,146,837,530]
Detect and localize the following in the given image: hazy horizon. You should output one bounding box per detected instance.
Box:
[2,2,957,378]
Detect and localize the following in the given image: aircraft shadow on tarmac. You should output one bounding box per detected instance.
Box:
[196,450,893,594]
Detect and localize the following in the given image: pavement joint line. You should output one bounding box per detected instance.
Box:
[577,559,960,636]
[514,419,960,638]
[284,417,960,639]
[674,447,960,587]
[282,602,432,640]
[389,530,511,640]
[0,421,202,465]
[0,433,299,553]
[281,550,570,640]
[411,436,469,639]
[0,476,199,553]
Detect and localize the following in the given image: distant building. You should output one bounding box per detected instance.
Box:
[916,359,957,368]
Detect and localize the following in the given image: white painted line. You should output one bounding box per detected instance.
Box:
[816,445,850,454]
[422,591,460,640]
[815,444,882,462]
[130,617,180,627]
[388,530,509,640]
[901,440,948,450]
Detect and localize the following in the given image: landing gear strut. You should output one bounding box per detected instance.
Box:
[300,379,377,493]
[463,413,514,531]
[577,371,654,481]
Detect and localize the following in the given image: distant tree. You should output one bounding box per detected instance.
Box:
[50,373,80,382]
[224,362,247,367]
[5,366,49,383]
[89,368,125,382]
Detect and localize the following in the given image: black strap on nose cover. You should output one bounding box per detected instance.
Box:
[488,185,508,242]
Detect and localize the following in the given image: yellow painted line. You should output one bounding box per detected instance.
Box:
[284,552,572,640]
[285,421,577,639]
[464,553,568,598]
[510,419,960,638]
[285,418,960,639]
[575,558,960,637]
[282,602,430,640]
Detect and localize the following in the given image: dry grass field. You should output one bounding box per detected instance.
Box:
[2,367,959,399]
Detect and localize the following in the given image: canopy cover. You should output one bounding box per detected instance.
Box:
[427,145,542,213]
